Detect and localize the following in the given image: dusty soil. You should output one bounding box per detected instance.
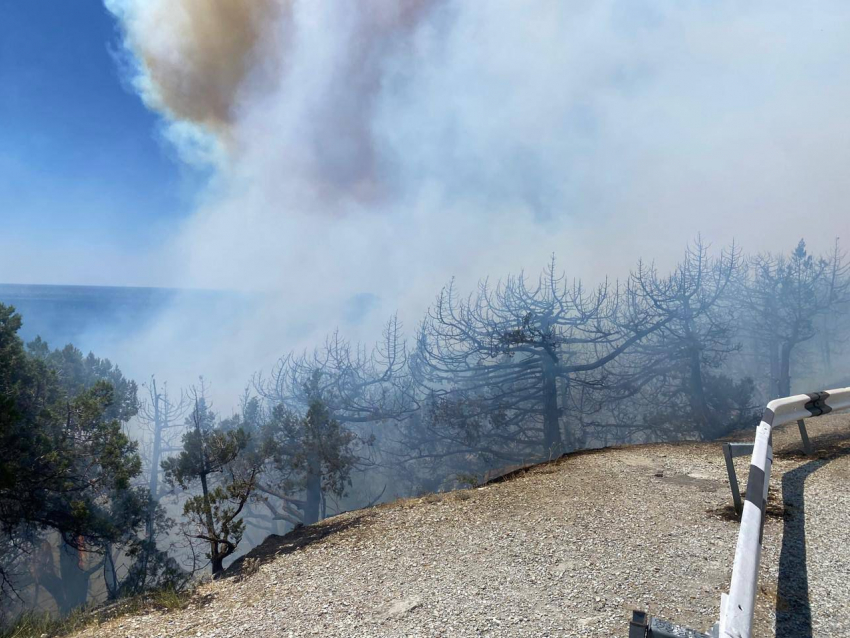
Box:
[71,413,850,637]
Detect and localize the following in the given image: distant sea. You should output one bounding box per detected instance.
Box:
[0,284,223,354]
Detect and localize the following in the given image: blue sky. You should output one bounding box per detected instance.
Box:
[0,0,200,285]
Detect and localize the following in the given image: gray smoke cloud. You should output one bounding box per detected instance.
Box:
[104,0,850,402]
[108,0,438,195]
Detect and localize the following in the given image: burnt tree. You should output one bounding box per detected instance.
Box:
[744,239,849,397]
[414,260,665,460]
[255,318,413,524]
[627,240,752,439]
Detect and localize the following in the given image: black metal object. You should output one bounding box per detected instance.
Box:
[803,392,832,417]
[796,419,812,455]
[629,610,649,638]
[628,611,714,637]
[722,442,754,515]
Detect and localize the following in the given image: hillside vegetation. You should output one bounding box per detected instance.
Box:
[3,238,848,627]
[66,413,850,638]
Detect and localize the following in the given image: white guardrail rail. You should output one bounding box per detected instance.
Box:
[629,386,850,638]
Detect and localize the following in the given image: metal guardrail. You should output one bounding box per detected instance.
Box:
[719,387,850,637]
[631,386,850,638]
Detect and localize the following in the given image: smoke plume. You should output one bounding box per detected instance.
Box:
[107,0,284,131]
[110,0,438,197]
[104,0,850,402]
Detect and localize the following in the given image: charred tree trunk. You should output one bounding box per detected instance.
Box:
[681,302,714,437]
[36,570,67,615]
[141,391,163,588]
[541,357,563,459]
[198,469,222,575]
[210,552,225,576]
[557,376,577,452]
[303,452,323,525]
[192,402,223,577]
[687,345,714,436]
[779,341,793,397]
[769,337,781,398]
[54,542,90,613]
[103,544,119,599]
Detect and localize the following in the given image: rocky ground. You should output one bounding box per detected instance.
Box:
[72,413,850,638]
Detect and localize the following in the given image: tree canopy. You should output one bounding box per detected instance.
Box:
[0,304,144,607]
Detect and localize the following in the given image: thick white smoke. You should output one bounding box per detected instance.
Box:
[105,0,850,402]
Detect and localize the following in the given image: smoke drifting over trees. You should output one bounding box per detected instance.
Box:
[2,238,850,624]
[4,0,850,629]
[414,263,662,458]
[92,0,850,402]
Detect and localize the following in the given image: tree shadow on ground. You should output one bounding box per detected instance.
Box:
[775,440,850,638]
[222,513,373,579]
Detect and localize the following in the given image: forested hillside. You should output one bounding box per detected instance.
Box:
[1,238,848,630]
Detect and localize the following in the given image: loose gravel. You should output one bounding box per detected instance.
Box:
[72,413,850,638]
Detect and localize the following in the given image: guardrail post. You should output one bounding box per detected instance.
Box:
[634,386,850,638]
[796,419,812,454]
[721,443,743,515]
[722,443,754,515]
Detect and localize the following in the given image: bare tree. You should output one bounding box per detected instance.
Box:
[413,259,666,460]
[131,377,187,591]
[743,239,849,397]
[815,239,850,382]
[625,239,752,438]
[257,315,415,423]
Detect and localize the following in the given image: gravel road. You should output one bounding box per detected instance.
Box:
[73,413,850,638]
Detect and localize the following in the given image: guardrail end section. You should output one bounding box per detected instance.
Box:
[628,611,713,637]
